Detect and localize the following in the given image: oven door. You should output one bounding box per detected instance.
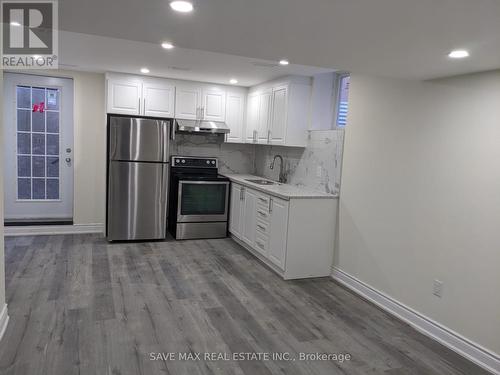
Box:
[177,180,229,223]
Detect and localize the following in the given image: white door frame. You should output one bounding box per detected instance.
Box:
[3,73,74,221]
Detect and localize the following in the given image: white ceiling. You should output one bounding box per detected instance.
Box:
[59,32,333,87]
[58,0,500,80]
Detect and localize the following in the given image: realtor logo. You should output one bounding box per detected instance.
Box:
[1,0,58,69]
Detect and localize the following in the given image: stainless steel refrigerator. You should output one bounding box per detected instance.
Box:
[106,116,171,241]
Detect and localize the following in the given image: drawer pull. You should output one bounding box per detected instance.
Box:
[257,224,266,231]
[257,210,267,217]
[259,197,268,202]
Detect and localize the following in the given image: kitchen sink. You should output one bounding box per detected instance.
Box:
[245,179,276,185]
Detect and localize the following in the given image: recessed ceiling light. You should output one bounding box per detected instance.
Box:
[161,42,174,49]
[10,21,21,26]
[448,50,469,59]
[170,1,193,13]
[229,78,238,84]
[279,59,289,66]
[140,67,150,74]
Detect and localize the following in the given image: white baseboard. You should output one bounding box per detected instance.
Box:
[4,223,104,236]
[332,267,500,375]
[0,304,9,342]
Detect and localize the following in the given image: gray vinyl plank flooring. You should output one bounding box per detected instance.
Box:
[0,234,490,375]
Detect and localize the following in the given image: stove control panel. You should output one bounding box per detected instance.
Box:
[172,156,218,168]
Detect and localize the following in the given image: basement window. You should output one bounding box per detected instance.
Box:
[335,73,350,127]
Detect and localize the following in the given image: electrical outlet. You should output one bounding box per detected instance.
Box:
[433,279,443,298]
[316,166,322,178]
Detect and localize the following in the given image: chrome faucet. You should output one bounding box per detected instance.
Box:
[270,155,287,183]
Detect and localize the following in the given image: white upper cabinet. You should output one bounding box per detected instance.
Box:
[202,86,226,122]
[225,88,247,143]
[107,78,142,115]
[269,85,288,145]
[142,80,175,117]
[175,83,201,120]
[246,93,260,143]
[246,76,312,147]
[258,90,272,144]
[106,74,175,117]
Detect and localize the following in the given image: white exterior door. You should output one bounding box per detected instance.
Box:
[3,73,74,221]
[107,78,142,115]
[143,81,175,118]
[202,87,226,121]
[175,83,201,120]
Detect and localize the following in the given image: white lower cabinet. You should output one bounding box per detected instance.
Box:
[229,182,336,279]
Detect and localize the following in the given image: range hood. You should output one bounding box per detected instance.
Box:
[174,119,230,134]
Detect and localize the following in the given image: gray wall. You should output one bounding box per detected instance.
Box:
[339,71,500,355]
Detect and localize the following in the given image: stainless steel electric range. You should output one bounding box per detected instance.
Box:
[168,156,230,240]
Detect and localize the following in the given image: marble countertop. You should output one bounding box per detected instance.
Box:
[223,174,338,200]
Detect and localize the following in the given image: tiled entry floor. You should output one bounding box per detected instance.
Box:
[0,234,489,375]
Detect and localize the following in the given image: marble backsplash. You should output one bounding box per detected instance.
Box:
[171,133,255,174]
[171,130,344,196]
[255,130,344,195]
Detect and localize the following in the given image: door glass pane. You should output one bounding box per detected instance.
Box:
[17,109,30,131]
[47,157,59,177]
[46,89,59,110]
[180,183,226,215]
[33,178,45,199]
[32,111,45,132]
[32,156,45,177]
[15,85,61,200]
[18,178,31,199]
[32,134,45,155]
[16,86,31,108]
[47,179,59,199]
[17,133,30,154]
[17,156,31,177]
[47,111,59,133]
[47,134,59,155]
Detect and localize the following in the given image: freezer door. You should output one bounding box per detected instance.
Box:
[107,161,168,241]
[109,116,170,162]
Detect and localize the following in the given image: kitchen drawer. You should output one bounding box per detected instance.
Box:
[256,207,270,222]
[254,232,269,254]
[256,194,270,208]
[256,219,269,235]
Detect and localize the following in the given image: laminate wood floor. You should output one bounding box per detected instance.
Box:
[0,234,489,375]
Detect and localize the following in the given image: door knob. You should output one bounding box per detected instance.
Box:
[66,148,72,153]
[65,157,71,163]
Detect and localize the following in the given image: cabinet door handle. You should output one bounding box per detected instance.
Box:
[240,187,245,200]
[257,224,266,231]
[267,129,271,143]
[143,98,146,114]
[138,97,141,113]
[269,198,273,213]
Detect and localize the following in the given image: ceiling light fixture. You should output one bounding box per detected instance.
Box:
[10,21,21,26]
[229,78,238,84]
[140,67,150,74]
[279,59,289,66]
[170,1,193,13]
[161,42,174,49]
[448,50,469,59]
